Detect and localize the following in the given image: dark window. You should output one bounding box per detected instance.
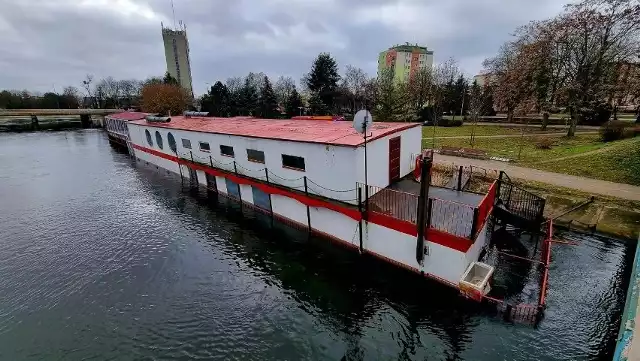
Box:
[252,186,271,211]
[220,145,234,157]
[145,129,153,146]
[168,132,177,152]
[246,149,265,163]
[225,178,240,199]
[155,131,163,149]
[282,154,305,171]
[199,142,211,152]
[182,138,191,149]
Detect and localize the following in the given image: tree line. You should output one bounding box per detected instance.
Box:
[481,0,640,134]
[197,53,496,122]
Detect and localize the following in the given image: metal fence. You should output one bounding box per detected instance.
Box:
[497,180,545,223]
[429,197,476,238]
[359,183,418,223]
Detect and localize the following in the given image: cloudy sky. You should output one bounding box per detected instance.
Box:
[0,0,569,95]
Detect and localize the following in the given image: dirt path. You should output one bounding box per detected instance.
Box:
[434,153,640,201]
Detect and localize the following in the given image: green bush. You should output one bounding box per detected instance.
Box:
[438,117,463,127]
[599,120,630,142]
[580,102,613,126]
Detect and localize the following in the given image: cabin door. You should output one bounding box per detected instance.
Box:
[389,136,401,183]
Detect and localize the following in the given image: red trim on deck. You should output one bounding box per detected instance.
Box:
[474,180,497,236]
[133,144,473,253]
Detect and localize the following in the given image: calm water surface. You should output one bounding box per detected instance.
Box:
[0,130,632,360]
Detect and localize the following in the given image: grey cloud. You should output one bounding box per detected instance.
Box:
[0,0,568,95]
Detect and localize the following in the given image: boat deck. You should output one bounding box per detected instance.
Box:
[366,179,485,239]
[389,179,484,206]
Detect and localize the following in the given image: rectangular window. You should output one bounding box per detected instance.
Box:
[199,142,211,152]
[220,145,234,157]
[225,178,240,199]
[252,186,271,211]
[182,139,192,149]
[282,154,305,171]
[246,149,265,163]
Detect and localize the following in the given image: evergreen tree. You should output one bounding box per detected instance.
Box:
[201,81,229,116]
[163,72,178,85]
[453,75,469,116]
[304,53,340,113]
[258,76,279,118]
[285,88,304,118]
[240,77,259,116]
[308,92,329,115]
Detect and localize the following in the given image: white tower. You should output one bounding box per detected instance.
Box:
[161,20,193,96]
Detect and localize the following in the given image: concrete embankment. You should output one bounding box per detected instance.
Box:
[613,235,640,361]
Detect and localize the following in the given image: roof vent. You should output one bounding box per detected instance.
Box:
[184,111,209,118]
[145,115,171,123]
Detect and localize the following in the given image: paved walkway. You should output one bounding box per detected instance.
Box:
[471,122,599,130]
[431,131,597,140]
[434,154,640,201]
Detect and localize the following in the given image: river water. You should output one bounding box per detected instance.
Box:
[0,130,632,361]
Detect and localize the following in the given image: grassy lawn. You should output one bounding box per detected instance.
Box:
[420,124,569,138]
[533,137,640,186]
[425,133,640,186]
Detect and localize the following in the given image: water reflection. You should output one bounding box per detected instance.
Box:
[0,130,631,361]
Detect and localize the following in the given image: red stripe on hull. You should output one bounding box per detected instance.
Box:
[132,144,473,253]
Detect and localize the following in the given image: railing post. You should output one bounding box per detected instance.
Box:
[190,151,194,163]
[415,156,432,265]
[233,161,238,175]
[457,166,463,191]
[304,176,311,235]
[470,208,480,239]
[358,187,363,254]
[265,168,274,228]
[426,198,433,229]
[209,155,213,168]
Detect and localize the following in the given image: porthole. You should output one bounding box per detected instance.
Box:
[145,129,153,146]
[155,131,163,149]
[168,132,177,152]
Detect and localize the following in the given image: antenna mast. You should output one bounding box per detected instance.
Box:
[171,0,177,30]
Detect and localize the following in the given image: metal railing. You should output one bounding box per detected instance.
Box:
[429,197,476,238]
[497,180,545,223]
[359,183,418,223]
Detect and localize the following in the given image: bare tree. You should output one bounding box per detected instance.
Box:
[407,68,433,116]
[274,76,296,106]
[103,76,121,107]
[342,65,368,113]
[81,74,94,108]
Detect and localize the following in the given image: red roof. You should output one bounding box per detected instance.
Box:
[108,111,149,121]
[129,116,419,147]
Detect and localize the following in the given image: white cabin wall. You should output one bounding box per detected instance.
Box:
[355,126,422,189]
[465,222,489,266]
[239,184,254,204]
[216,176,227,194]
[400,126,422,176]
[271,194,309,226]
[364,223,419,271]
[129,124,359,203]
[423,242,467,285]
[309,207,360,248]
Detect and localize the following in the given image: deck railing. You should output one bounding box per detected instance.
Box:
[497,180,545,223]
[473,181,498,236]
[359,183,418,223]
[429,198,476,238]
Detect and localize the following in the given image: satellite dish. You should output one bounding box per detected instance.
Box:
[353,110,373,134]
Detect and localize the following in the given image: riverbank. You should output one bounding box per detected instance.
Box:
[0,115,101,132]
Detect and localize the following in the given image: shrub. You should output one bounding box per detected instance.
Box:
[580,102,613,126]
[599,120,629,142]
[534,137,554,149]
[438,117,463,127]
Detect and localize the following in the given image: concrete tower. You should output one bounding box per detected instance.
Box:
[161,21,193,96]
